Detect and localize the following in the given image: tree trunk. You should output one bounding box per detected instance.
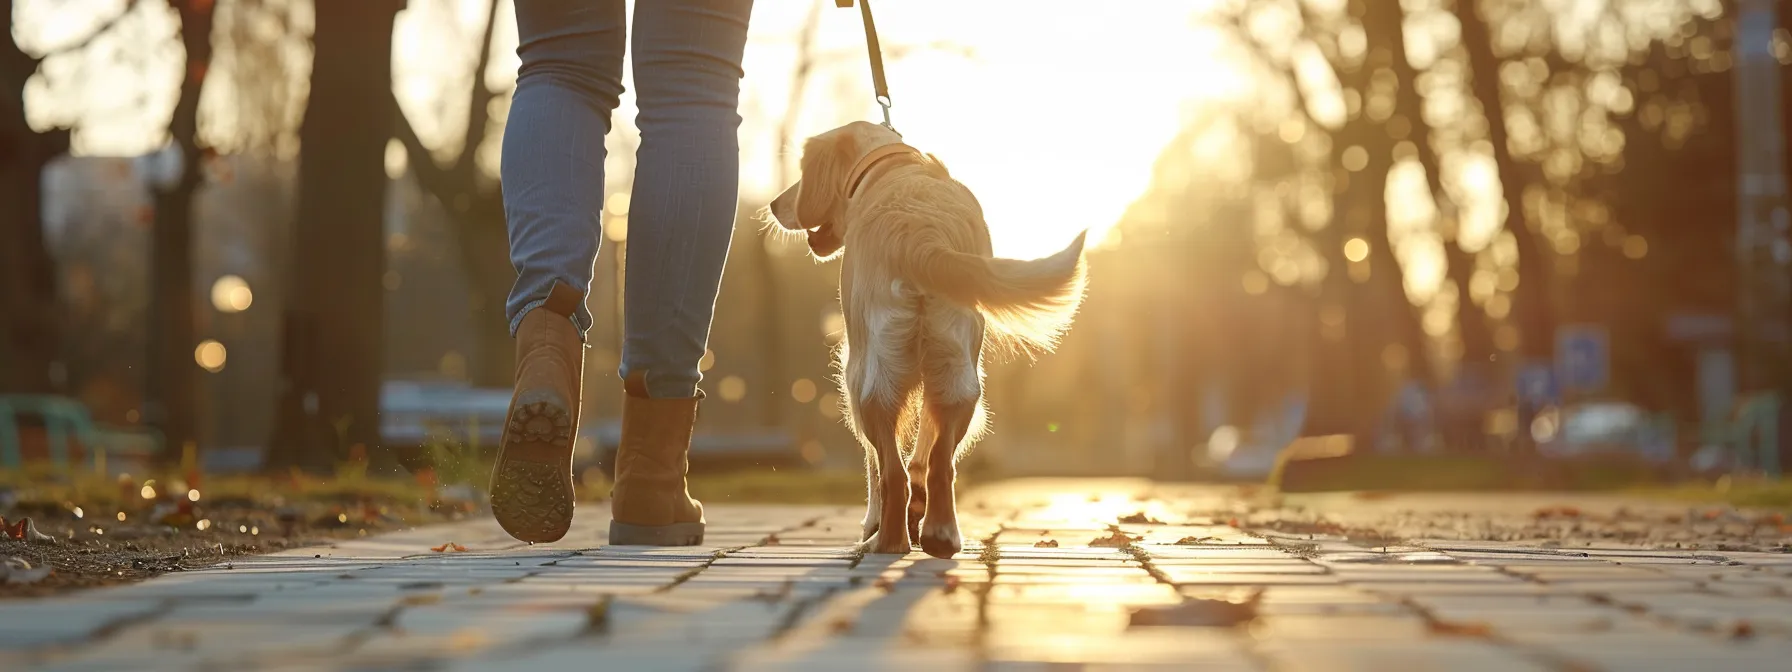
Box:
[398,0,514,389]
[1298,0,1403,443]
[0,1,67,394]
[269,0,403,473]
[1370,0,1444,392]
[1456,0,1554,363]
[144,0,216,456]
[458,197,516,387]
[1455,0,1554,455]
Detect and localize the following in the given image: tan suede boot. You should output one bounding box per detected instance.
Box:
[608,372,705,545]
[490,282,584,543]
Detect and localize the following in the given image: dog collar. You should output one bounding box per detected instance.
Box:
[845,142,922,198]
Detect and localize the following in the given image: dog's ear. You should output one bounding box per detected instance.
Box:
[795,133,853,236]
[768,180,804,230]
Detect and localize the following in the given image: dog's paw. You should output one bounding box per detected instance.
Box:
[863,529,912,556]
[918,521,962,559]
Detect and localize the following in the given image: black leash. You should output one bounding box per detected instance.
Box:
[837,0,896,134]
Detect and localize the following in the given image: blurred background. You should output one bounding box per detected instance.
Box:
[2,0,1787,488]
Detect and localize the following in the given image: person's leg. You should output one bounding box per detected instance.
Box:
[490,0,625,544]
[502,0,625,334]
[608,0,754,546]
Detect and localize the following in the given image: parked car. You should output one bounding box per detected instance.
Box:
[1532,401,1673,463]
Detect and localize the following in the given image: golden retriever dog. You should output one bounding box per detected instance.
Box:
[767,121,1087,557]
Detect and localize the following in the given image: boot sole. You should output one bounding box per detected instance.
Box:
[490,394,576,543]
[609,520,705,546]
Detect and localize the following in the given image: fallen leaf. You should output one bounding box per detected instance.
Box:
[585,596,613,632]
[943,575,961,593]
[1034,539,1059,548]
[1532,506,1582,520]
[873,576,894,591]
[430,542,468,553]
[764,533,781,546]
[1428,619,1493,638]
[447,628,488,652]
[1733,621,1755,640]
[1089,530,1140,548]
[1176,536,1220,545]
[1130,592,1261,627]
[1,516,53,543]
[1118,512,1163,525]
[1702,509,1724,521]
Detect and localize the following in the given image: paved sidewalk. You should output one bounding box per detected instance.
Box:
[6,479,1792,670]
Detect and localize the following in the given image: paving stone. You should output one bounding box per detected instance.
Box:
[1164,571,1343,586]
[1245,613,1433,640]
[1255,639,1552,671]
[10,481,1791,669]
[987,582,1183,606]
[0,598,167,648]
[982,629,1250,665]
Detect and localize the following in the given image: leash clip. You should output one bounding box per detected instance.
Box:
[877,95,897,135]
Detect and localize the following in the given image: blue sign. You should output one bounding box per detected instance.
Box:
[1394,381,1430,422]
[1515,364,1558,406]
[1556,325,1610,394]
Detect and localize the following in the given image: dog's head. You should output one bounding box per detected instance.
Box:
[768,121,903,259]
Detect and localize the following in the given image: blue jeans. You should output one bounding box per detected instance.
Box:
[503,0,754,399]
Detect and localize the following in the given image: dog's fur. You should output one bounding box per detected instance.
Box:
[768,122,1087,557]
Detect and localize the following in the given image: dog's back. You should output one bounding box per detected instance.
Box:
[844,158,1088,361]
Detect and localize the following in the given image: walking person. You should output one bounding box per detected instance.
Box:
[490,0,755,545]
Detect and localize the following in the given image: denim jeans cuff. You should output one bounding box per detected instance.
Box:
[509,298,590,341]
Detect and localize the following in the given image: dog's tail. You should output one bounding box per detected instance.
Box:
[899,230,1088,359]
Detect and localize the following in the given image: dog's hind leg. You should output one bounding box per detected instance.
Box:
[917,310,986,559]
[844,339,920,554]
[906,412,936,543]
[917,392,977,559]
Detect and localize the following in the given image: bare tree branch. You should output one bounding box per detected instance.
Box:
[393,90,455,200]
[454,0,501,183]
[776,0,825,187]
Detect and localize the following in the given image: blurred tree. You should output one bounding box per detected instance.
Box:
[0,0,152,394]
[268,0,406,473]
[0,0,76,394]
[143,0,217,458]
[394,0,514,389]
[1596,13,1736,417]
[1452,0,1561,452]
[1230,0,1415,442]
